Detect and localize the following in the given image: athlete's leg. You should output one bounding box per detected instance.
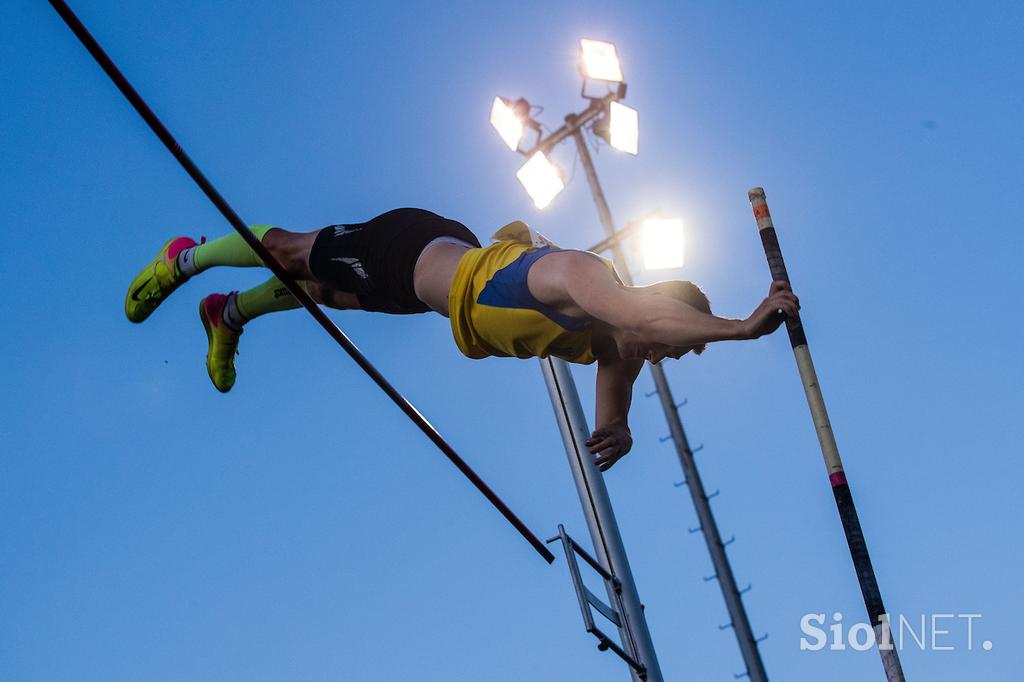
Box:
[303,279,360,310]
[181,225,320,279]
[259,228,320,281]
[185,226,323,281]
[222,275,360,328]
[127,224,328,323]
[199,276,360,393]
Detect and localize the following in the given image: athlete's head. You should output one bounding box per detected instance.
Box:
[595,280,712,364]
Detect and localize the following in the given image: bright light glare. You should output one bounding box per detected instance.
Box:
[516,152,565,209]
[490,97,524,151]
[609,101,638,155]
[642,218,685,270]
[580,39,624,82]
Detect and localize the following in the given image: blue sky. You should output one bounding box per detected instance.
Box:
[2,1,1022,680]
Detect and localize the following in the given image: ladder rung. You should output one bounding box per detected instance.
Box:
[584,585,622,627]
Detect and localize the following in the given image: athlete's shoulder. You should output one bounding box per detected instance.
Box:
[491,220,556,248]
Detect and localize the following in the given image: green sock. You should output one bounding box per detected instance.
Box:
[234,276,307,323]
[191,224,275,271]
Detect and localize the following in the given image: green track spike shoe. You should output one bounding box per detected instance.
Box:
[199,293,242,393]
[124,236,198,323]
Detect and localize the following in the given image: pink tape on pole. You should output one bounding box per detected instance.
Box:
[829,471,848,487]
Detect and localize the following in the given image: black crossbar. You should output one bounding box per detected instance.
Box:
[49,0,554,564]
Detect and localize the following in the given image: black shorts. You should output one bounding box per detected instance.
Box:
[308,208,481,313]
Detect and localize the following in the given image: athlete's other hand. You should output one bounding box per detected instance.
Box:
[587,423,633,472]
[743,280,800,339]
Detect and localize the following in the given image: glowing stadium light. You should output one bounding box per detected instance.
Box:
[516,151,565,209]
[608,101,638,155]
[490,96,525,151]
[641,218,685,270]
[580,39,624,82]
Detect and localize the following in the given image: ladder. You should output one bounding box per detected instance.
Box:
[548,524,647,678]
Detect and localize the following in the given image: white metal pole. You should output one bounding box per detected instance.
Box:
[540,356,664,682]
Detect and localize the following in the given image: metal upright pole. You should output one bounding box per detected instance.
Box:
[571,126,768,680]
[747,188,904,682]
[541,357,663,682]
[649,371,768,682]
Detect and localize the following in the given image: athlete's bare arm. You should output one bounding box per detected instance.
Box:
[545,253,799,346]
[590,355,644,471]
[527,250,797,472]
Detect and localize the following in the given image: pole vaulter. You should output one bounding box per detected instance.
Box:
[48,0,554,564]
[748,188,905,680]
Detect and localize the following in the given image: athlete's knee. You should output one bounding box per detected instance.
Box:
[260,227,288,258]
[303,279,324,304]
[305,280,360,310]
[262,228,309,277]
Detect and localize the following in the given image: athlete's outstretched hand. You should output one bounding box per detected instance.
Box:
[587,423,633,472]
[743,280,800,339]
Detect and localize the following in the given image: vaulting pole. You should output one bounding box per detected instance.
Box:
[48,0,554,564]
[747,188,904,680]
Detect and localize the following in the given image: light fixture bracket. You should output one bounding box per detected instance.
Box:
[511,97,543,155]
[580,78,628,103]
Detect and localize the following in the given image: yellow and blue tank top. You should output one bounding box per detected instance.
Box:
[448,225,616,364]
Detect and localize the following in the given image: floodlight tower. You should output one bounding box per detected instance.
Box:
[489,40,768,682]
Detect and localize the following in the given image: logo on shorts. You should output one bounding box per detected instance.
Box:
[331,257,368,279]
[332,225,363,238]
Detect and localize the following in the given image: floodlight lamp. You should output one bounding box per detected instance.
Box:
[608,101,638,155]
[490,96,527,151]
[642,218,685,270]
[580,39,624,82]
[516,151,565,209]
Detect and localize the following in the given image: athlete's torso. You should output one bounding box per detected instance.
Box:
[448,239,614,364]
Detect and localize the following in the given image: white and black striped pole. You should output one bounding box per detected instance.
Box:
[747,188,905,681]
